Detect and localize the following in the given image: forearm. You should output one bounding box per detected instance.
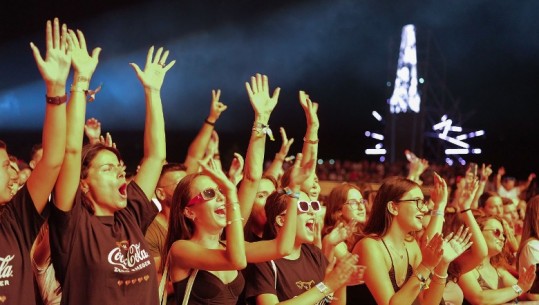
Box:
[301,124,319,167]
[471,181,487,209]
[421,262,448,305]
[184,122,214,173]
[387,265,431,305]
[275,194,298,256]
[225,193,247,269]
[460,210,488,270]
[143,88,166,162]
[424,205,445,239]
[264,153,285,180]
[468,286,520,305]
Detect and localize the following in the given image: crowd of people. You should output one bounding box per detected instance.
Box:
[2,18,539,305]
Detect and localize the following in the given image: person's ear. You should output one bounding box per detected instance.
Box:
[387,201,398,216]
[275,215,285,227]
[80,181,90,195]
[183,208,196,221]
[29,160,36,170]
[155,187,166,201]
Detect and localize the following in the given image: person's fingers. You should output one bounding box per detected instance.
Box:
[164,60,176,71]
[159,50,170,65]
[145,46,154,68]
[53,18,60,50]
[91,47,102,60]
[60,23,67,51]
[153,47,163,64]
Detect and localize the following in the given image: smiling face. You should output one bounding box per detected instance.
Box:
[483,196,503,217]
[481,218,506,257]
[342,188,367,224]
[184,175,227,233]
[81,149,127,216]
[392,186,428,232]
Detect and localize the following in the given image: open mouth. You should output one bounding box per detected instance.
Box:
[118,183,128,198]
[215,205,226,216]
[306,219,315,232]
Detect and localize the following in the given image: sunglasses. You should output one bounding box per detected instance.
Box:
[298,200,321,213]
[483,228,506,240]
[396,198,428,211]
[187,187,221,207]
[344,199,367,209]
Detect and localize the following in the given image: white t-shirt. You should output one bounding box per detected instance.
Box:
[519,239,539,276]
[498,186,520,201]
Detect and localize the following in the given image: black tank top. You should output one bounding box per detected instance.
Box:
[173,269,245,305]
[346,239,417,305]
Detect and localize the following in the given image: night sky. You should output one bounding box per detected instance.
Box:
[1,0,538,178]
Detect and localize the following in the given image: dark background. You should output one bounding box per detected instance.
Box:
[1,0,538,178]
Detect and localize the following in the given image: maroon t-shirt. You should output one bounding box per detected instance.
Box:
[0,185,46,305]
[245,244,330,305]
[49,182,159,305]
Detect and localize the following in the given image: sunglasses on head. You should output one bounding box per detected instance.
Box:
[187,187,221,207]
[483,228,506,240]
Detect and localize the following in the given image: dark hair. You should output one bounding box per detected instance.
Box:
[0,140,7,150]
[161,173,202,272]
[323,182,361,236]
[30,143,42,160]
[501,197,513,206]
[262,191,290,240]
[80,143,123,214]
[362,176,419,237]
[81,143,122,179]
[517,195,539,269]
[478,191,498,209]
[160,163,187,178]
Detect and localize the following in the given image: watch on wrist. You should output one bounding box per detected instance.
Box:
[512,284,523,295]
[315,282,331,296]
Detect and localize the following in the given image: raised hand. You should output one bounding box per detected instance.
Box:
[228,153,244,186]
[276,127,294,160]
[198,156,236,194]
[430,172,448,207]
[459,179,479,211]
[245,73,280,123]
[497,166,506,177]
[323,222,351,247]
[419,233,444,270]
[441,226,473,263]
[130,46,175,91]
[479,163,493,181]
[518,265,537,293]
[98,132,117,149]
[30,18,71,96]
[324,253,360,292]
[299,91,320,128]
[84,118,101,144]
[207,89,228,123]
[288,153,316,189]
[66,29,101,79]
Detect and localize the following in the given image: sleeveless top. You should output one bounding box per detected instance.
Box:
[462,267,504,305]
[173,270,245,305]
[347,239,419,305]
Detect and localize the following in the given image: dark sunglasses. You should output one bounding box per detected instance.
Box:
[297,200,321,213]
[483,228,506,240]
[187,187,221,207]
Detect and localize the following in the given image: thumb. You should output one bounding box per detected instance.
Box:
[92,47,102,60]
[129,63,142,76]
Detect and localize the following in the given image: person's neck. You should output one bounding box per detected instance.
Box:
[190,229,222,249]
[284,241,303,260]
[384,222,408,250]
[158,205,170,226]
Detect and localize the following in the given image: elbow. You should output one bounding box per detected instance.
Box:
[231,258,247,270]
[277,245,293,257]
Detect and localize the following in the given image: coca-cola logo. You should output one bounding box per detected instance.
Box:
[107,242,150,271]
[0,255,14,279]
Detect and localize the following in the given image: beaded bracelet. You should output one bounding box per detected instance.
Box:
[227,217,244,225]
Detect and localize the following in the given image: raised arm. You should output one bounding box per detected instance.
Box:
[495,166,505,191]
[519,172,536,192]
[424,172,448,239]
[471,164,492,209]
[264,127,294,181]
[239,73,280,222]
[184,89,228,174]
[130,46,173,199]
[51,26,100,211]
[298,91,319,167]
[246,153,314,262]
[27,18,70,213]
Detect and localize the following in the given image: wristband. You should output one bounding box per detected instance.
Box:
[430,209,444,216]
[283,187,300,199]
[315,282,332,296]
[45,94,67,105]
[303,137,319,144]
[226,217,244,225]
[205,118,215,126]
[460,208,471,214]
[512,284,523,295]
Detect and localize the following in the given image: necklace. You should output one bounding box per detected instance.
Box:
[384,239,406,260]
